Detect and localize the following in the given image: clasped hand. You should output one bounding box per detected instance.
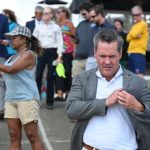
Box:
[106,88,144,112]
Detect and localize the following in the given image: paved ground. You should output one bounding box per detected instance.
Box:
[0,101,74,150]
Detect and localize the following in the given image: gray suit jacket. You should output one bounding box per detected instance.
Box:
[66,67,150,150]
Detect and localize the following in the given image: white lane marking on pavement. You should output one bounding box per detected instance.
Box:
[144,76,150,80]
[21,141,29,144]
[38,117,53,150]
[0,140,29,145]
[52,140,70,143]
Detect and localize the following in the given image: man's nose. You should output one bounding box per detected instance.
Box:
[90,18,94,22]
[104,57,111,64]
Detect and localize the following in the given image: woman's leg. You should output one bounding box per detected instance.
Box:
[36,54,47,96]
[7,118,22,150]
[23,121,44,150]
[63,53,73,96]
[55,75,64,100]
[46,49,57,107]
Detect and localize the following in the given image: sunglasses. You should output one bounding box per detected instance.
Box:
[90,15,97,18]
[43,12,51,15]
[35,12,43,15]
[81,13,86,16]
[132,13,141,17]
[56,10,63,14]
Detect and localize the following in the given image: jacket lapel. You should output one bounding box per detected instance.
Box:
[87,68,98,100]
[33,20,35,29]
[123,68,131,91]
[88,67,132,99]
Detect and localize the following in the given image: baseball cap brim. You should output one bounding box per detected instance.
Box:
[4,26,31,38]
[4,32,18,38]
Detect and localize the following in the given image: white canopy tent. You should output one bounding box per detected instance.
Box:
[0,0,72,25]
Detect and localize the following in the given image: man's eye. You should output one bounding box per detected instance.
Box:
[100,55,105,58]
[110,55,115,58]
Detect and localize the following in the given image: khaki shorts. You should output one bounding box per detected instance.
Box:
[4,99,40,125]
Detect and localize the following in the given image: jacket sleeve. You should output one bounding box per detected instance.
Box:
[129,80,150,114]
[66,75,107,120]
[127,81,150,150]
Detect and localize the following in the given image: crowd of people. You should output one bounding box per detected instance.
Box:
[0,2,150,150]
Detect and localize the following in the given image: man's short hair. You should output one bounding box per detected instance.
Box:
[114,18,124,27]
[57,7,71,19]
[79,2,93,12]
[35,6,44,12]
[131,5,143,13]
[90,5,104,17]
[93,29,124,52]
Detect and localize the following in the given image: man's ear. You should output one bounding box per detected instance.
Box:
[119,50,122,59]
[94,49,96,57]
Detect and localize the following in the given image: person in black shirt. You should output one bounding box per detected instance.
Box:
[114,18,129,68]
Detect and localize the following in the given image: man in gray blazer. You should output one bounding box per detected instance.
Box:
[66,29,150,150]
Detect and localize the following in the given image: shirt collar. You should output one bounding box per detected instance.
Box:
[99,20,108,27]
[43,20,54,25]
[96,65,123,80]
[35,19,41,23]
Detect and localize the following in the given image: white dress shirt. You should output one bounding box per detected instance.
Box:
[35,19,42,27]
[83,66,137,150]
[33,21,64,56]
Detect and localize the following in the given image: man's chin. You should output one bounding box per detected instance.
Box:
[102,71,112,76]
[102,74,113,80]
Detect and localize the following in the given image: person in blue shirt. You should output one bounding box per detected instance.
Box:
[85,5,115,71]
[72,2,93,76]
[0,13,9,119]
[3,9,18,57]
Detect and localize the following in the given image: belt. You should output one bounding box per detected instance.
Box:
[43,48,57,50]
[83,143,99,150]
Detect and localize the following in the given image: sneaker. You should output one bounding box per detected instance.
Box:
[54,96,64,102]
[47,104,53,110]
[0,113,4,120]
[64,94,68,101]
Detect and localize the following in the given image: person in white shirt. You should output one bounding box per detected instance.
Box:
[66,29,150,150]
[33,7,64,109]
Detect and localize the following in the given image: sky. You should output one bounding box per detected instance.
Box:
[0,0,73,25]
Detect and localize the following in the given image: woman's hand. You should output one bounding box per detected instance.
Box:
[0,40,9,46]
